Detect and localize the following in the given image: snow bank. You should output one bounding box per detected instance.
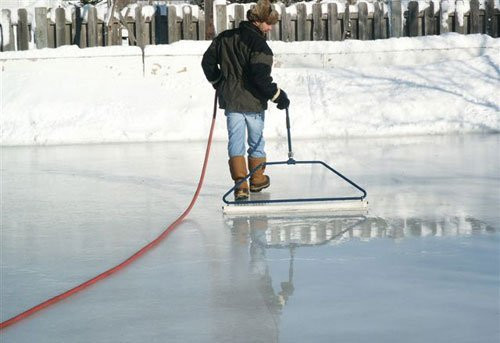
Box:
[1,34,499,146]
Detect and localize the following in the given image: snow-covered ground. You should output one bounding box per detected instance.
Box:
[1,34,499,145]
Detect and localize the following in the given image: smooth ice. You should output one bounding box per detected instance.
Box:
[1,134,499,343]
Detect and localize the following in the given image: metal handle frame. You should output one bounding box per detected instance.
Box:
[222,108,367,205]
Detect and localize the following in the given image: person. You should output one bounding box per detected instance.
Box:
[201,0,290,201]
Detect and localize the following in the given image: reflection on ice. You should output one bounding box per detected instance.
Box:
[226,214,497,248]
[226,214,499,342]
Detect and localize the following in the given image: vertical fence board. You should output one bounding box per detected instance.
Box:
[424,1,436,35]
[485,0,495,36]
[296,3,307,41]
[383,15,389,39]
[270,4,280,40]
[98,21,104,46]
[17,9,29,50]
[327,3,341,41]
[440,0,450,33]
[35,7,48,48]
[88,6,98,47]
[358,2,369,40]
[305,14,312,40]
[149,12,155,45]
[408,1,419,36]
[167,6,177,43]
[64,14,71,44]
[390,0,402,37]
[312,3,324,40]
[373,1,384,39]
[216,4,227,34]
[350,17,358,39]
[71,8,78,45]
[55,7,66,47]
[135,5,144,48]
[454,0,465,33]
[182,5,191,39]
[234,4,244,29]
[281,4,293,41]
[1,9,15,51]
[198,12,205,40]
[470,0,480,33]
[112,20,121,45]
[186,6,197,39]
[479,11,485,32]
[144,12,151,45]
[79,11,87,47]
[343,4,351,39]
[492,2,499,37]
[205,0,214,39]
[48,22,55,48]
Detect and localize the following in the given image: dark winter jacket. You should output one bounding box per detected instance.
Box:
[201,21,279,112]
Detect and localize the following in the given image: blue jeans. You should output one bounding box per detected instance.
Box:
[225,111,266,158]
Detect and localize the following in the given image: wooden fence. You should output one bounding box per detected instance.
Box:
[1,0,499,52]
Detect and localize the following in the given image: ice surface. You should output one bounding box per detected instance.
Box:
[1,134,499,342]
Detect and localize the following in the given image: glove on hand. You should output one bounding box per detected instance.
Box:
[274,90,290,110]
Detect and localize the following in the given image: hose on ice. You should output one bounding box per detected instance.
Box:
[0,92,219,330]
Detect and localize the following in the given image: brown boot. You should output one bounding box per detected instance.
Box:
[228,156,249,201]
[248,157,270,192]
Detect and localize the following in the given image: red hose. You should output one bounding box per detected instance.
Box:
[0,92,219,330]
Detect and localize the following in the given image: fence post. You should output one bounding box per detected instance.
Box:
[234,4,244,29]
[167,5,179,43]
[198,10,205,40]
[111,19,122,45]
[439,0,450,34]
[270,3,280,40]
[408,1,419,36]
[183,5,195,39]
[135,5,144,48]
[149,8,155,45]
[454,0,466,34]
[88,5,98,47]
[373,1,384,39]
[470,0,480,33]
[35,7,48,48]
[280,4,293,42]
[390,0,402,37]
[312,3,324,40]
[17,9,29,50]
[205,0,215,39]
[296,3,307,41]
[1,9,15,51]
[358,2,369,40]
[424,1,435,35]
[342,3,351,39]
[216,4,227,34]
[485,0,495,36]
[55,7,66,47]
[79,8,88,47]
[327,3,341,41]
[72,6,82,46]
[65,10,72,44]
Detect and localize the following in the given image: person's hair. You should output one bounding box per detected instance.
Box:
[246,0,279,25]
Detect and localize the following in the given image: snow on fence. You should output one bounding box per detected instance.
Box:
[1,0,499,51]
